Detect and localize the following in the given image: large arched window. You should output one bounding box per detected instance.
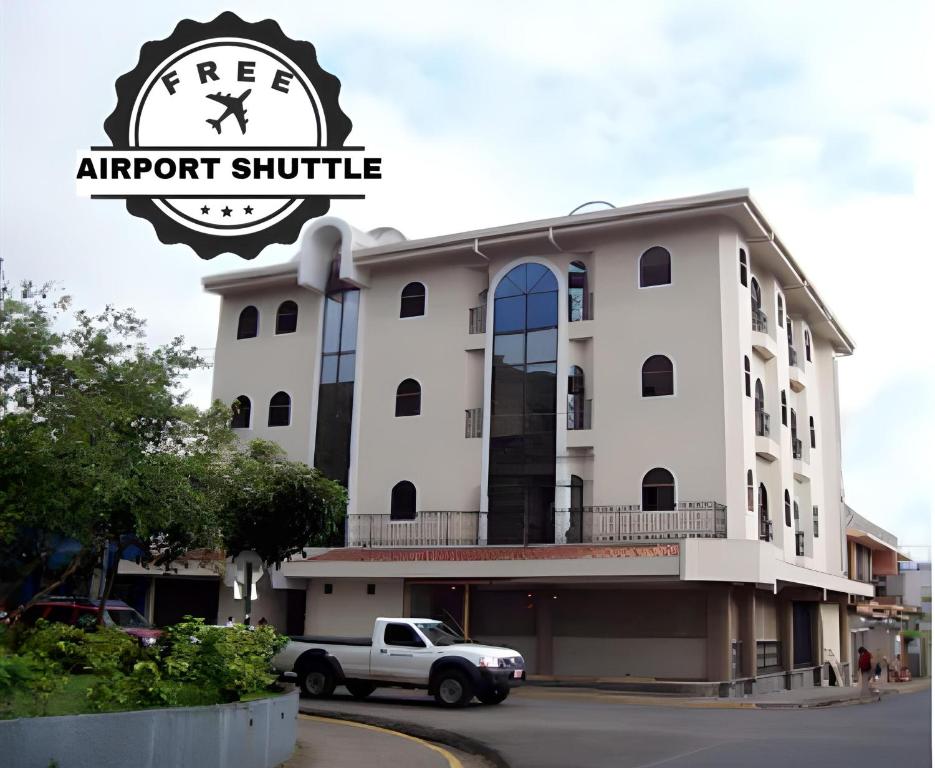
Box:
[744,356,751,397]
[784,490,792,527]
[754,379,766,436]
[750,278,762,312]
[390,481,416,520]
[268,391,291,427]
[639,246,671,287]
[758,483,770,541]
[568,261,589,322]
[746,469,754,512]
[739,249,748,287]
[230,395,251,429]
[237,306,259,339]
[642,468,675,511]
[275,300,298,334]
[567,366,586,429]
[400,282,426,318]
[642,355,674,397]
[395,378,421,417]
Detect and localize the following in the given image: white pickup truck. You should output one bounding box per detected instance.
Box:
[273,617,525,707]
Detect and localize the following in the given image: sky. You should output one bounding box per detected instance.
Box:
[1,1,932,557]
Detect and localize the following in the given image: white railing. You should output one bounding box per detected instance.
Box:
[347,511,480,547]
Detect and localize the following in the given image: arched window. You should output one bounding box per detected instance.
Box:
[400,282,426,318]
[750,278,762,312]
[784,490,792,527]
[754,379,766,436]
[230,395,251,429]
[804,329,812,362]
[567,366,586,429]
[794,500,800,527]
[568,261,589,322]
[809,416,816,449]
[275,300,298,334]
[390,481,416,520]
[746,470,754,512]
[744,356,751,397]
[571,475,584,511]
[786,318,793,347]
[268,391,291,427]
[642,355,674,397]
[777,294,784,328]
[237,306,259,339]
[758,483,770,541]
[781,390,787,426]
[395,378,421,417]
[739,249,748,287]
[639,246,671,287]
[642,468,675,511]
[791,408,798,440]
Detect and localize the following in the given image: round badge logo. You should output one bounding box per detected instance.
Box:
[78,12,379,259]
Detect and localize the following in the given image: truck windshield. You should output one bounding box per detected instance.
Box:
[414,622,465,646]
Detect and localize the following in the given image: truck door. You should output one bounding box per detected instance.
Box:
[371,622,434,683]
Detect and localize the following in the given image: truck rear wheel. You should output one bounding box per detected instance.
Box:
[298,665,336,698]
[478,686,510,705]
[433,669,473,708]
[345,681,376,699]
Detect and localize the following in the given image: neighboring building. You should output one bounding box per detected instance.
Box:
[199,189,875,693]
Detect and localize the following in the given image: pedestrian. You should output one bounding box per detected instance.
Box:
[873,660,882,681]
[225,616,234,627]
[857,646,873,695]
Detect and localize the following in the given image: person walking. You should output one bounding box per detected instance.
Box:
[857,646,873,695]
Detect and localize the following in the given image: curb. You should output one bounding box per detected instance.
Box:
[298,708,511,768]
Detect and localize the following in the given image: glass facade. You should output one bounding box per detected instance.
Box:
[488,263,558,545]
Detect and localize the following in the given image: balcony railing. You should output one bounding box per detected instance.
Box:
[792,438,803,459]
[567,397,592,430]
[788,346,798,366]
[348,511,480,547]
[752,308,768,333]
[465,407,483,438]
[569,293,594,322]
[796,531,805,556]
[759,516,773,542]
[557,502,727,543]
[756,410,770,437]
[468,306,486,334]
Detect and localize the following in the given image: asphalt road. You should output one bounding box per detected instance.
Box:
[300,687,932,768]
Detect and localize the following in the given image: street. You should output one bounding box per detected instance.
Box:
[300,687,932,768]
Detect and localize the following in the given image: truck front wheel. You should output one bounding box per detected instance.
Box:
[433,669,473,707]
[298,665,336,698]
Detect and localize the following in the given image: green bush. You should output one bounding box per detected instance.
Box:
[18,619,142,675]
[87,661,180,711]
[0,654,32,698]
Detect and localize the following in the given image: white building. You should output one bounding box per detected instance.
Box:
[201,189,874,693]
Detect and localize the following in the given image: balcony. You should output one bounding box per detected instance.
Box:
[347,511,480,547]
[793,441,810,482]
[465,407,483,438]
[756,410,770,437]
[751,309,776,360]
[755,411,779,462]
[792,437,803,459]
[558,502,727,543]
[752,309,768,333]
[789,350,806,392]
[466,306,486,350]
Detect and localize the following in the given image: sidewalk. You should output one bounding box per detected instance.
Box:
[285,714,488,768]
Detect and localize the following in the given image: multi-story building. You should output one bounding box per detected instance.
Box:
[202,189,875,693]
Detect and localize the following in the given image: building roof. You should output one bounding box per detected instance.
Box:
[203,189,854,353]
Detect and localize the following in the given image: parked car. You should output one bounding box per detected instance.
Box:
[19,596,162,645]
[273,617,525,707]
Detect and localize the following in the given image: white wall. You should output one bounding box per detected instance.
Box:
[303,578,404,635]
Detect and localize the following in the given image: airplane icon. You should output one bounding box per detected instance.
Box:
[205,89,251,135]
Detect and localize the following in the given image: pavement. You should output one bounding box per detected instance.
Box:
[297,679,932,768]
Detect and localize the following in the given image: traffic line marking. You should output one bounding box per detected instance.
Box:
[300,714,464,768]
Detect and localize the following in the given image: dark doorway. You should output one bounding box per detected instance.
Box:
[488,481,555,545]
[792,602,814,667]
[153,578,220,627]
[285,588,307,636]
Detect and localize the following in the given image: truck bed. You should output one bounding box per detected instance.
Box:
[288,635,372,647]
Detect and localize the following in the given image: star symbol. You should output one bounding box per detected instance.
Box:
[200,205,210,215]
[221,206,232,217]
[243,205,254,215]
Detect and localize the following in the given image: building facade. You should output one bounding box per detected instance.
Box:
[202,190,874,692]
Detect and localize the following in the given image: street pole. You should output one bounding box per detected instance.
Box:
[244,560,252,625]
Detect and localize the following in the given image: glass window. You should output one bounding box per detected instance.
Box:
[526,291,558,330]
[495,270,524,298]
[322,297,343,354]
[231,395,251,429]
[337,353,355,382]
[400,282,426,318]
[747,470,754,512]
[750,278,762,312]
[528,264,557,293]
[642,355,674,397]
[810,417,816,449]
[525,329,557,363]
[395,379,421,417]
[275,301,298,334]
[493,333,524,366]
[384,622,421,646]
[320,355,338,385]
[739,249,748,287]
[777,295,784,328]
[813,505,819,537]
[268,391,291,427]
[340,291,359,351]
[390,481,416,520]
[744,356,751,397]
[494,295,525,333]
[640,246,671,287]
[568,261,588,322]
[642,468,675,511]
[805,329,812,362]
[236,306,259,339]
[781,390,787,426]
[784,490,792,527]
[754,379,764,413]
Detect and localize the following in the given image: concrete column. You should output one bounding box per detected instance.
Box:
[837,593,852,684]
[535,596,554,676]
[706,585,732,681]
[737,585,757,678]
[778,593,794,679]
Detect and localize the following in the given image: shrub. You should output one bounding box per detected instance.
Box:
[87,661,180,711]
[0,653,32,698]
[17,620,141,675]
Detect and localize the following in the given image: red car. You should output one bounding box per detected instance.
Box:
[20,596,162,645]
